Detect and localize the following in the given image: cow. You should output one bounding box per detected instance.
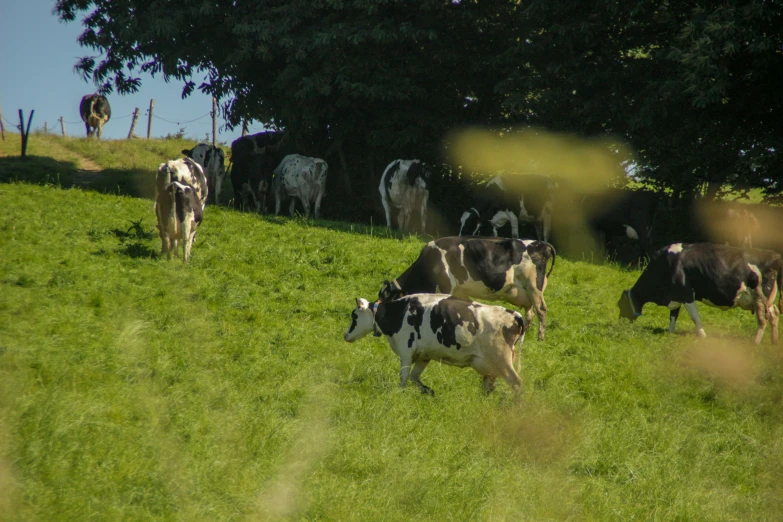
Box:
[230,131,291,211]
[154,158,208,260]
[154,181,204,262]
[378,236,556,341]
[380,159,431,234]
[344,294,527,395]
[580,188,656,260]
[273,154,328,218]
[182,144,226,205]
[79,94,111,139]
[618,242,783,344]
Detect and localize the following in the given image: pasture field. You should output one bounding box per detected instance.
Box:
[1,135,783,521]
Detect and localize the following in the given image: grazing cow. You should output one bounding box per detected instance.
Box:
[458,175,554,241]
[344,295,526,395]
[230,131,291,211]
[380,159,431,234]
[379,236,556,341]
[182,144,226,205]
[618,242,782,344]
[79,94,111,139]
[581,188,656,260]
[273,154,328,218]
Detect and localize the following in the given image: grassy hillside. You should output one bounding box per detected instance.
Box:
[1,135,783,520]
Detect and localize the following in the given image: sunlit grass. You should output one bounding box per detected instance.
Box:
[1,138,782,520]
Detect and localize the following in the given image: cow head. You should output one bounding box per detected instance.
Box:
[378,280,405,302]
[617,289,641,321]
[344,298,377,342]
[458,208,481,236]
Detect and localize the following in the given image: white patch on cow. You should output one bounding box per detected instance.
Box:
[666,301,681,310]
[747,263,762,279]
[667,243,683,254]
[273,154,328,218]
[459,209,481,236]
[668,314,677,333]
[624,225,639,240]
[489,210,518,238]
[379,159,429,233]
[683,302,706,336]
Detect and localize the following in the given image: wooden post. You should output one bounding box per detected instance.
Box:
[0,106,5,140]
[44,122,48,134]
[128,108,140,139]
[146,99,154,139]
[242,120,248,137]
[211,97,217,147]
[60,117,66,137]
[18,109,34,159]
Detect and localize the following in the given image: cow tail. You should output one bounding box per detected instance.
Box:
[546,243,557,278]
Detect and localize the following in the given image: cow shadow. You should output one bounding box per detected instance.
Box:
[0,156,156,200]
[111,218,159,259]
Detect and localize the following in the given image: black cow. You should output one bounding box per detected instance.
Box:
[458,175,554,241]
[379,236,556,341]
[581,188,656,260]
[229,131,291,211]
[79,94,111,139]
[618,242,782,344]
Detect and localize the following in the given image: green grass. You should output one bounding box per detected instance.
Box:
[1,136,783,520]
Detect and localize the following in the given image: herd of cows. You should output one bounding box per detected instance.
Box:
[78,94,783,395]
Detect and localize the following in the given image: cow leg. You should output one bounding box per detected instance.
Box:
[542,204,552,242]
[410,360,433,395]
[183,221,193,263]
[668,307,681,333]
[482,375,497,394]
[683,302,707,337]
[289,198,297,217]
[419,193,428,234]
[84,122,91,137]
[399,355,413,389]
[314,189,324,220]
[499,366,522,394]
[382,197,393,228]
[753,292,769,345]
[300,197,310,218]
[274,192,282,215]
[96,121,103,140]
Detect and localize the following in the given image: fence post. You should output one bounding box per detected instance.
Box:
[146,99,154,139]
[242,120,248,137]
[128,108,140,139]
[212,97,217,147]
[0,106,5,140]
[44,122,48,134]
[18,109,34,159]
[60,117,66,137]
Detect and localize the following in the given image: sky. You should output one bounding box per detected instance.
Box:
[0,0,266,146]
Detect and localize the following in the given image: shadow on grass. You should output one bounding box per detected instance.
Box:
[0,156,156,200]
[111,218,159,260]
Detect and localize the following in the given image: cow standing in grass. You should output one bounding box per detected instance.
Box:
[618,242,782,343]
[182,144,226,205]
[380,159,431,234]
[344,295,526,395]
[79,94,111,139]
[273,154,328,218]
[379,236,556,341]
[154,158,208,261]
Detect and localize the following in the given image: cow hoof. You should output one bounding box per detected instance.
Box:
[420,387,435,396]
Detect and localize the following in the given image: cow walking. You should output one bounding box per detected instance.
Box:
[379,236,556,341]
[618,243,782,343]
[273,154,328,218]
[154,158,208,261]
[380,159,431,234]
[79,94,111,139]
[344,295,527,395]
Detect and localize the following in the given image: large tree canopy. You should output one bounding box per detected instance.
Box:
[56,0,783,206]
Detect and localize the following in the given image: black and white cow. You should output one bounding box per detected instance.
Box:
[230,131,291,211]
[154,158,208,260]
[379,236,556,341]
[344,294,527,395]
[79,94,111,139]
[581,188,656,260]
[273,154,328,218]
[618,242,783,344]
[459,175,554,241]
[155,181,204,262]
[182,144,226,205]
[380,159,431,234]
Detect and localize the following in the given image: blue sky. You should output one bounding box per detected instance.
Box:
[0,0,265,145]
